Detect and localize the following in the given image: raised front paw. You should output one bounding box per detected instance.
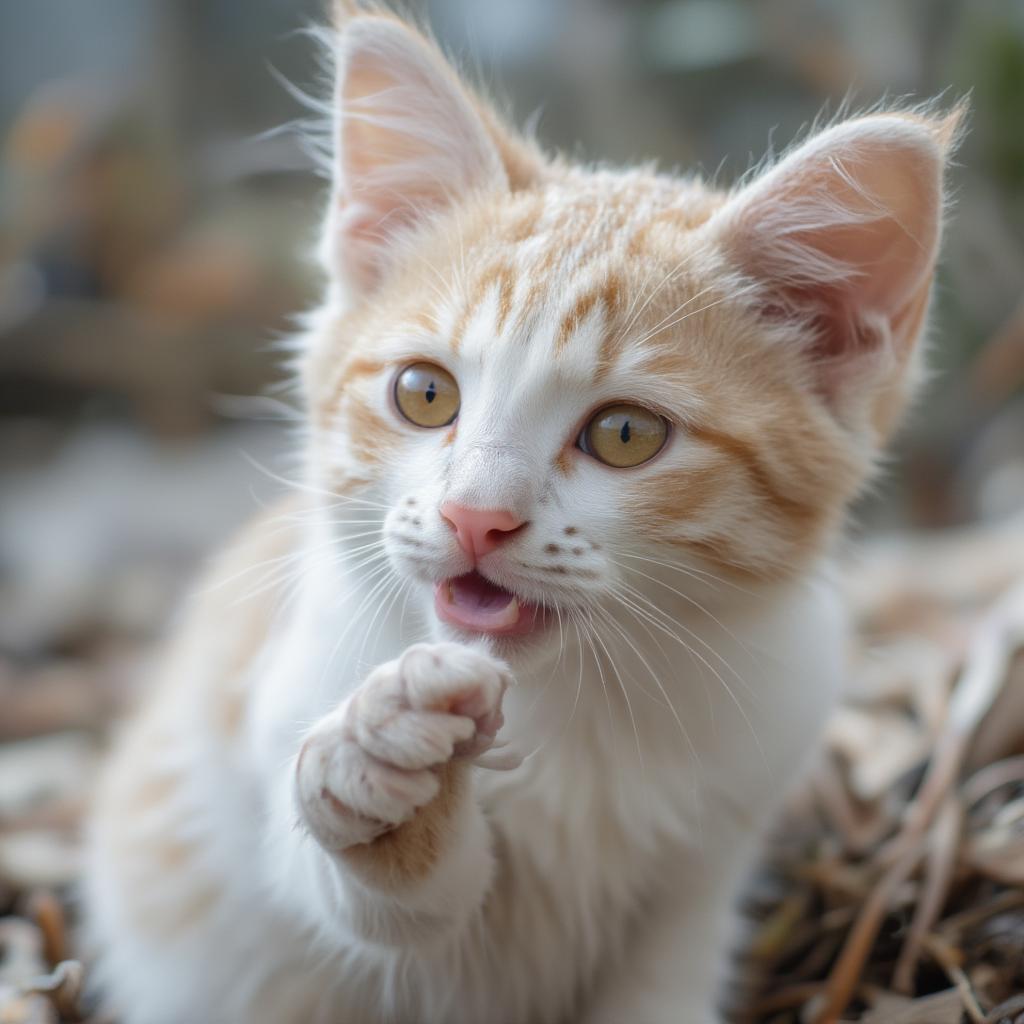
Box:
[295,642,511,852]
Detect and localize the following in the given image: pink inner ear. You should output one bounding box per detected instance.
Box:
[791,163,939,331]
[328,17,507,294]
[716,116,950,368]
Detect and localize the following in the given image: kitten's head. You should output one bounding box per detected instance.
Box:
[302,9,961,659]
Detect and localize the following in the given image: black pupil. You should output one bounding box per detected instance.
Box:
[425,380,436,404]
[620,420,631,444]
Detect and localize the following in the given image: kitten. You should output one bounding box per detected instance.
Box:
[82,6,961,1023]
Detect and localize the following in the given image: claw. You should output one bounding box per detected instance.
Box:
[472,741,523,772]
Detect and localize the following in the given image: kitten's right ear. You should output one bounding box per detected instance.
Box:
[705,107,963,436]
[324,12,513,295]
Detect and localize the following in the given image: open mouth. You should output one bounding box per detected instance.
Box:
[434,571,544,637]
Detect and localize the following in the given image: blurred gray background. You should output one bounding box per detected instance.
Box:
[1,0,1022,679]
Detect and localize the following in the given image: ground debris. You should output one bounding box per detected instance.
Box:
[738,516,1024,1023]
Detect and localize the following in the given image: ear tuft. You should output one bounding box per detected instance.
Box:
[330,0,374,30]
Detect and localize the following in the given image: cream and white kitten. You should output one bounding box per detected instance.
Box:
[82,7,960,1023]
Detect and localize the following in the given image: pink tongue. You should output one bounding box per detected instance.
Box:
[450,573,515,612]
[434,572,542,636]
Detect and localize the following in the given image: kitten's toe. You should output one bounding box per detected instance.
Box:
[398,642,511,757]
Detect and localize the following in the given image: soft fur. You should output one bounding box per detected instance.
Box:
[82,7,962,1023]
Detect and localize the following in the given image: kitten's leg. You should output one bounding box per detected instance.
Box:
[268,641,509,945]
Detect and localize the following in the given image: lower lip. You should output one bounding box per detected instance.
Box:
[434,572,545,637]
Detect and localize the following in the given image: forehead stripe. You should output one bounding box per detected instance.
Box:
[554,274,624,356]
[450,259,516,353]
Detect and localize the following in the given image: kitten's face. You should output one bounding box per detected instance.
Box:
[309,177,876,656]
[304,13,955,659]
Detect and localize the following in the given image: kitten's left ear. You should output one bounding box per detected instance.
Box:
[324,12,533,295]
[707,107,964,436]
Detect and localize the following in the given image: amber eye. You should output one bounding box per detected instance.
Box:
[394,362,460,428]
[581,403,668,468]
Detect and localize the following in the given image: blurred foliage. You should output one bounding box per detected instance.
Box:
[976,19,1024,190]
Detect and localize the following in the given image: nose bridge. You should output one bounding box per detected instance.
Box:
[445,442,536,519]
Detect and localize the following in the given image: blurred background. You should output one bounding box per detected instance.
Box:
[0,1,1023,1018]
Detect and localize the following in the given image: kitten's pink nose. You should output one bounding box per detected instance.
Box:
[440,502,526,560]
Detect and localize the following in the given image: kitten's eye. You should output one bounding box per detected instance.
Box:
[394,362,460,428]
[580,403,667,468]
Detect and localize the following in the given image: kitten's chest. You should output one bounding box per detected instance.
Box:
[475,688,705,877]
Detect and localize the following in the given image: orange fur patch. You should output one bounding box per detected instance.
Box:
[554,447,575,477]
[555,275,623,355]
[592,318,628,385]
[320,355,389,432]
[450,256,520,353]
[638,466,721,524]
[90,499,308,940]
[342,762,466,891]
[346,393,402,467]
[507,195,544,243]
[477,260,517,334]
[98,729,222,937]
[688,424,817,527]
